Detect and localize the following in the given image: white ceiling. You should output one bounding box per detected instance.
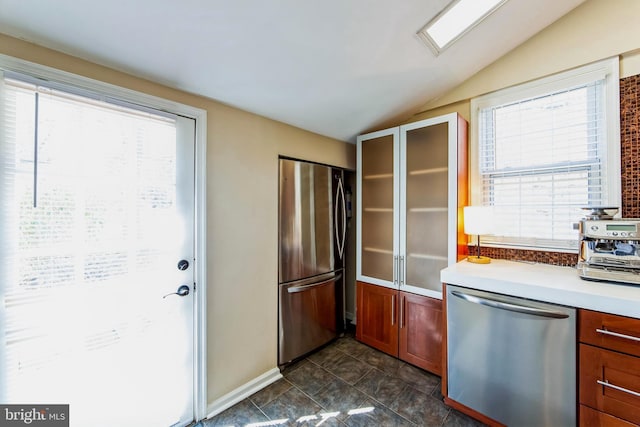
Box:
[0,0,585,142]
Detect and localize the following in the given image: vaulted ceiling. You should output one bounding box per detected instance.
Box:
[0,0,586,142]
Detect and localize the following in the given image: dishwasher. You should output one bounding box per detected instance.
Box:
[446,285,576,427]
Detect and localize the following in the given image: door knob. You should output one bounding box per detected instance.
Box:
[163,285,190,298]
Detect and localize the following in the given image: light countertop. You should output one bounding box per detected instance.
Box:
[441,259,640,318]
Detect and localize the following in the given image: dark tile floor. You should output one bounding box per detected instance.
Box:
[197,333,485,427]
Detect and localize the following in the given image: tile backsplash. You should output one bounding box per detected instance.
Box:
[621,74,640,218]
[469,73,640,267]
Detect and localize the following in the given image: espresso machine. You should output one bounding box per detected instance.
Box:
[577,207,640,285]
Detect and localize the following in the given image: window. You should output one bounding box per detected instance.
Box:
[470,58,621,252]
[417,0,507,55]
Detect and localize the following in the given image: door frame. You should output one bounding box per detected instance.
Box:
[0,54,209,424]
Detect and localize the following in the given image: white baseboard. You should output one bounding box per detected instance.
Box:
[205,368,283,419]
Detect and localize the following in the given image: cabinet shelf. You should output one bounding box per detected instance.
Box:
[408,253,447,261]
[409,167,447,176]
[364,173,393,180]
[408,207,447,213]
[363,247,393,255]
[364,207,394,213]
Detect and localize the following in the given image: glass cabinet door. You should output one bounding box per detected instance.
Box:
[356,113,466,295]
[357,129,398,286]
[400,118,454,295]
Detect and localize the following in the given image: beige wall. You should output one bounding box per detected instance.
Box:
[0,33,355,403]
[397,0,640,258]
[408,0,640,123]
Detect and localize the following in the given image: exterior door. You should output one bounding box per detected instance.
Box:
[0,74,196,426]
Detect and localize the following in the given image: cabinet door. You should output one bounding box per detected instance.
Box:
[356,128,399,287]
[399,292,442,374]
[356,281,398,356]
[580,405,637,427]
[399,114,467,298]
[580,343,640,425]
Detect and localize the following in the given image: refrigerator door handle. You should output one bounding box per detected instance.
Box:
[335,176,346,260]
[287,273,343,293]
[340,178,347,260]
[451,290,570,319]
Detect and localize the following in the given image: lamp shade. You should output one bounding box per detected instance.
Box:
[464,206,495,236]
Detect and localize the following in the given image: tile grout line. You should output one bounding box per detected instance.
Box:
[328,342,422,426]
[248,377,295,410]
[249,400,272,421]
[344,338,449,427]
[206,335,471,427]
[295,342,417,427]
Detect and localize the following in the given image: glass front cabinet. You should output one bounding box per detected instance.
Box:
[355,113,468,374]
[356,113,468,298]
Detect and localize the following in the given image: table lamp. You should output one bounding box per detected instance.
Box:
[464,206,494,264]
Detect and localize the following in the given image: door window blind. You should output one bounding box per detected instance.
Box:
[471,59,620,251]
[0,72,180,407]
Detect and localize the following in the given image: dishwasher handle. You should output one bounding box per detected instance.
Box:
[451,290,570,319]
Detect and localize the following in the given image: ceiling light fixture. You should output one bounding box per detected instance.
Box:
[417,0,508,55]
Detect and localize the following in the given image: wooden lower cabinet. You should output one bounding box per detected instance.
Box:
[356,281,398,356]
[580,405,637,427]
[580,309,640,358]
[579,309,640,426]
[399,292,443,373]
[356,281,442,374]
[580,344,640,425]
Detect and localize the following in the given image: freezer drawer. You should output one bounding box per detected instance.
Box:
[446,285,576,426]
[278,273,340,365]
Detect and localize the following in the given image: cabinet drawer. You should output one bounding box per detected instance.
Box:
[580,309,640,357]
[580,405,637,427]
[580,344,640,425]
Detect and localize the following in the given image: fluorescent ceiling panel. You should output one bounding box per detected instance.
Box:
[419,0,507,54]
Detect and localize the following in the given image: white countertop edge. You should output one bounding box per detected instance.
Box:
[440,259,640,318]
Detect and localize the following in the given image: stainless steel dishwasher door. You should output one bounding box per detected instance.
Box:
[446,285,576,427]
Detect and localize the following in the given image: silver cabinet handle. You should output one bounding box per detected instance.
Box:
[393,256,398,285]
[596,328,640,342]
[391,294,396,326]
[399,256,405,286]
[399,294,405,329]
[597,380,640,397]
[451,290,570,319]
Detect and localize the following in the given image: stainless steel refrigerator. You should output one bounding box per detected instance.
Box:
[278,158,347,366]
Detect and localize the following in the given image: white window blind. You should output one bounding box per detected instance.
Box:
[471,58,621,251]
